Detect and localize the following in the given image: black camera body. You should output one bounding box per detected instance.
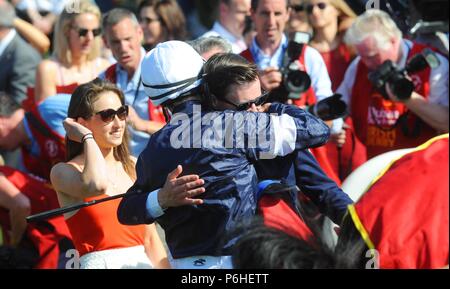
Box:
[282,32,312,97]
[368,60,415,100]
[268,32,347,121]
[268,32,312,103]
[368,48,440,100]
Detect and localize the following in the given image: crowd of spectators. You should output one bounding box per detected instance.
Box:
[0,0,447,269]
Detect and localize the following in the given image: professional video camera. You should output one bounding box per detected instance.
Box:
[268,31,312,103]
[368,48,440,100]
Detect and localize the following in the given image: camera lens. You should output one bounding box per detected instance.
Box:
[392,78,415,100]
[285,70,311,93]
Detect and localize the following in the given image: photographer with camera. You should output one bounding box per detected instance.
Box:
[241,0,333,105]
[337,9,449,158]
[240,0,346,183]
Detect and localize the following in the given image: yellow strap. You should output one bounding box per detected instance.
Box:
[347,204,375,250]
[363,134,449,196]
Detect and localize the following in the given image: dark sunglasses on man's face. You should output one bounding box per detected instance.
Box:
[306,2,327,14]
[95,105,129,123]
[291,4,305,12]
[222,91,269,111]
[73,27,102,38]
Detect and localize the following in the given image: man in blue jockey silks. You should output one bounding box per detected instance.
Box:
[117,41,350,269]
[200,53,353,240]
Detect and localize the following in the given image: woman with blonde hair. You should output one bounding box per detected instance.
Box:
[50,78,205,268]
[306,0,356,90]
[306,0,366,182]
[34,0,110,103]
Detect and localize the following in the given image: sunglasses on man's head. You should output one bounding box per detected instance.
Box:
[291,4,305,12]
[306,2,327,13]
[95,105,129,123]
[73,27,102,38]
[222,91,269,111]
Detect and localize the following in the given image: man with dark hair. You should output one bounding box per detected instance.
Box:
[202,52,353,231]
[243,0,332,103]
[100,8,165,157]
[242,0,346,184]
[117,40,330,268]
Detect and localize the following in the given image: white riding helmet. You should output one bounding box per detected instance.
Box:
[141,40,205,106]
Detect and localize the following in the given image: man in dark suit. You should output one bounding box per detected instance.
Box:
[0,0,41,167]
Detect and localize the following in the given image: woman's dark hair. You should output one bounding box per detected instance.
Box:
[202,53,259,108]
[138,0,187,44]
[66,78,136,180]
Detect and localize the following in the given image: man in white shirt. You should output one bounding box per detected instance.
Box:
[240,0,339,131]
[201,0,251,54]
[100,8,165,157]
[243,0,332,98]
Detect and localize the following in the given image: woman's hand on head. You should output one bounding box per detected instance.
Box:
[63,117,93,143]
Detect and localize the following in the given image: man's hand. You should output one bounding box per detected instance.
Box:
[330,122,349,148]
[259,67,282,91]
[158,165,205,209]
[256,103,272,112]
